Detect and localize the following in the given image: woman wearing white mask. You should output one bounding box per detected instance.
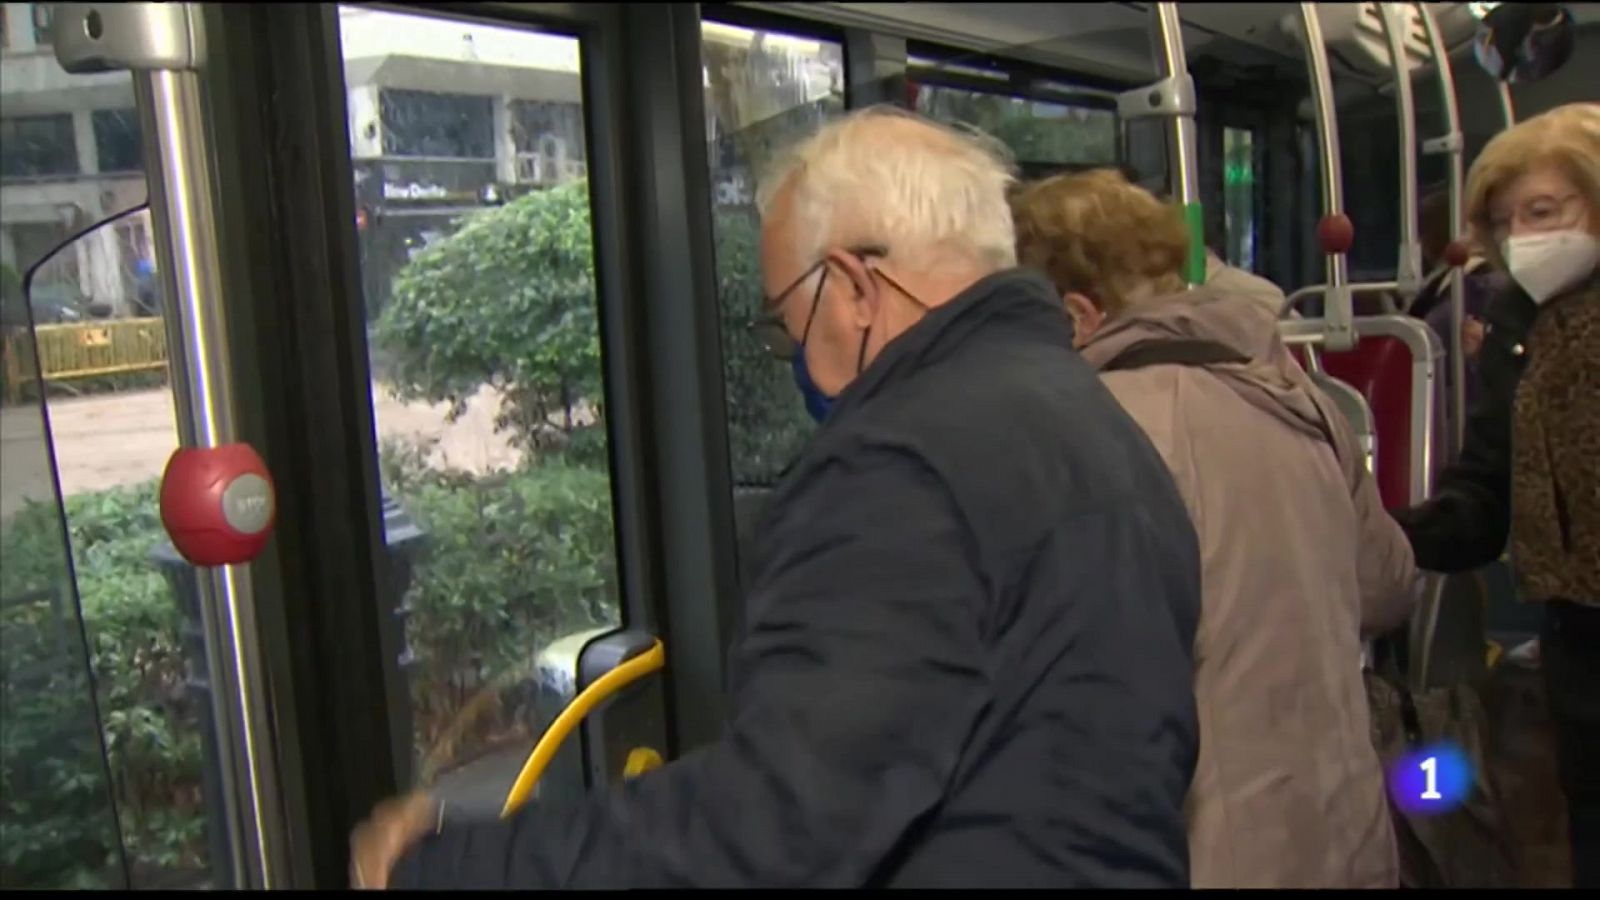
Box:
[1390,101,1599,888]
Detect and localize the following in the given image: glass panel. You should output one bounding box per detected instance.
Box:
[0,114,79,179]
[1222,126,1255,272]
[701,19,845,490]
[379,89,497,159]
[913,84,1117,170]
[91,109,144,174]
[337,5,622,817]
[1,16,227,888]
[1,289,126,891]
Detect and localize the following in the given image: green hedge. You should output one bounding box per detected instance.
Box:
[1,481,197,889]
[709,205,814,484]
[378,438,618,777]
[1,175,810,888]
[0,447,619,888]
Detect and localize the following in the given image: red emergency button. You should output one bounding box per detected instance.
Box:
[160,444,276,566]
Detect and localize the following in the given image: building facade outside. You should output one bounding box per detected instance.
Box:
[2,5,601,326]
[1,2,150,323]
[339,6,589,321]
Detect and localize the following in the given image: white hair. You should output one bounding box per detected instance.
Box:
[755,106,1019,274]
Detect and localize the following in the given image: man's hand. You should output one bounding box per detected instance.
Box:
[350,792,440,889]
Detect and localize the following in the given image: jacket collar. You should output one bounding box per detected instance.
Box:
[821,268,1069,427]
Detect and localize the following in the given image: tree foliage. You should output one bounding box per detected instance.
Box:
[373,172,816,482]
[914,86,1118,168]
[374,181,603,452]
[1,481,206,888]
[709,207,814,484]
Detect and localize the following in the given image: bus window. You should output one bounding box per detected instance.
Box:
[701,18,846,495]
[911,80,1117,173]
[335,6,621,816]
[1223,125,1257,272]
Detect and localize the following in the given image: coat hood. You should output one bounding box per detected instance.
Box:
[1077,282,1334,447]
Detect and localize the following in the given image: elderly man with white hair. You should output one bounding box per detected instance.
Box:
[350,106,1203,889]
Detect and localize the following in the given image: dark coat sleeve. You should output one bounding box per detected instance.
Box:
[389,446,992,889]
[1390,286,1532,572]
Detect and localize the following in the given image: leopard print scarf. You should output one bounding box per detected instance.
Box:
[1511,281,1600,605]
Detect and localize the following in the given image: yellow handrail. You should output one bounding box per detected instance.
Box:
[500,639,666,818]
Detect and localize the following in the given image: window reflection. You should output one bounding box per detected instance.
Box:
[702,20,844,489]
[913,82,1117,171]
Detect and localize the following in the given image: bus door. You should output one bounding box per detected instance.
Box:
[40,1,739,888]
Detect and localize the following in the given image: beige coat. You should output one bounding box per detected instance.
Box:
[1205,250,1288,318]
[1078,286,1421,889]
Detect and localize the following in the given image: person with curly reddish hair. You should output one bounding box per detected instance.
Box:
[1012,167,1420,889]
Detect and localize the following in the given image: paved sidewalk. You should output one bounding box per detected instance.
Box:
[2,383,520,521]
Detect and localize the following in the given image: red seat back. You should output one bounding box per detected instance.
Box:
[1319,336,1417,508]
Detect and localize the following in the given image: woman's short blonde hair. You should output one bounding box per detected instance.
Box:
[1010,168,1188,316]
[1466,101,1600,270]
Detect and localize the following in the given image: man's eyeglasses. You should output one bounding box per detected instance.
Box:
[747,246,890,362]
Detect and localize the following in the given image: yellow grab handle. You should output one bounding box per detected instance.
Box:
[500,638,666,818]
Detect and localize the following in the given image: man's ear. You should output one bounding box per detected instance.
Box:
[1063,291,1104,343]
[823,248,881,328]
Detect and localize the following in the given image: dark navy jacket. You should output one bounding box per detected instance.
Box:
[391,269,1202,889]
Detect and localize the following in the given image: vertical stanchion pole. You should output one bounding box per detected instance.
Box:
[1417,2,1468,456]
[52,3,286,888]
[1298,3,1354,350]
[1496,82,1517,129]
[1377,4,1422,299]
[1151,2,1205,287]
